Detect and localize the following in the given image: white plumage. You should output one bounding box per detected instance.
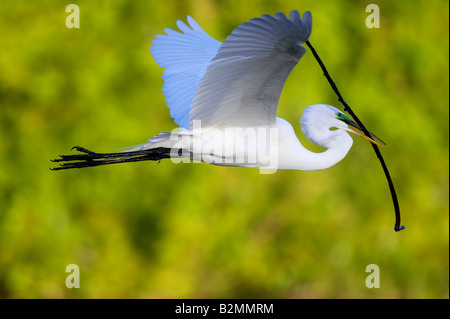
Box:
[152,11,312,130]
[151,16,221,129]
[53,11,382,173]
[142,10,381,172]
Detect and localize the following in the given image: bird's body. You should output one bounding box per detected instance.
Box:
[133,107,355,172]
[52,10,382,171]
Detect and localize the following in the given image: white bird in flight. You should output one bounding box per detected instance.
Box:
[52,10,383,172]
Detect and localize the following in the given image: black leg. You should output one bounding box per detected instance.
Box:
[50,146,179,170]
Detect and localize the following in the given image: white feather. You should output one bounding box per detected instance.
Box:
[150,16,221,129]
[189,11,312,129]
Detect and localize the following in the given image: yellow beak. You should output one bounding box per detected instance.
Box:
[348,126,383,147]
[344,119,386,147]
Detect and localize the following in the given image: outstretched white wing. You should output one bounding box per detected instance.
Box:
[151,16,221,129]
[189,11,312,129]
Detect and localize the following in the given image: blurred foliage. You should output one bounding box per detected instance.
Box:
[0,0,448,298]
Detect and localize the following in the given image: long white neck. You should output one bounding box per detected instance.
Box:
[276,118,354,171]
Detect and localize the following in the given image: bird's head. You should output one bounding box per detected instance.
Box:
[300,104,384,148]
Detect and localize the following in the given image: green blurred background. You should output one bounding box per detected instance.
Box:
[0,0,448,298]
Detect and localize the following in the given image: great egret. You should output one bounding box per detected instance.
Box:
[52,10,383,172]
[52,10,404,232]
